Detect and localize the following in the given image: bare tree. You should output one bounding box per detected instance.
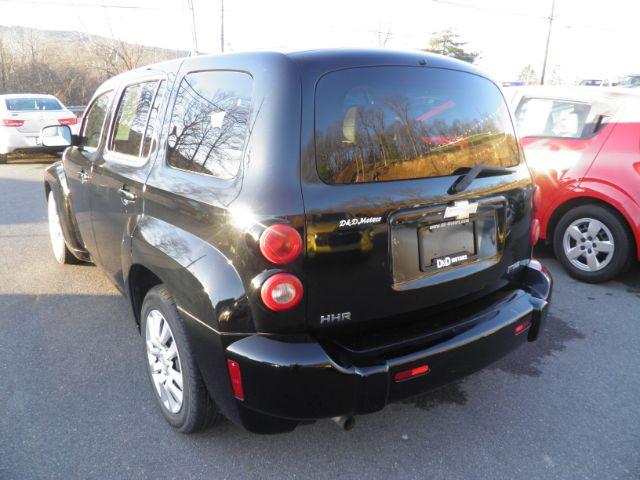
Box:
[0,25,184,105]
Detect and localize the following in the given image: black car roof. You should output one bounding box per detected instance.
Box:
[132,48,488,81]
[285,48,482,74]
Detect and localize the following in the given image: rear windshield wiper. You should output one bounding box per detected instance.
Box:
[448,164,513,194]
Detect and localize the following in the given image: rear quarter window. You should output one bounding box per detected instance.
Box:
[166,70,252,179]
[315,66,519,184]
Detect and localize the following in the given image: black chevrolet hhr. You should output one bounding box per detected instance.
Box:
[42,49,552,434]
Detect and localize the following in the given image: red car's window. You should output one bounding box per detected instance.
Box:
[515,98,592,139]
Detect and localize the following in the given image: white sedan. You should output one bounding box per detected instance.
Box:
[0,94,78,163]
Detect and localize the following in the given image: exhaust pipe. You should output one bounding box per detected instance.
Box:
[331,415,356,431]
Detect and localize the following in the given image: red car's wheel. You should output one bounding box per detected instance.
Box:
[553,204,632,283]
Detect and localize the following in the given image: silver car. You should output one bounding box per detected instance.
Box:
[0,94,77,163]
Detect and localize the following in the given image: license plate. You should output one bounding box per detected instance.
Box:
[419,220,476,271]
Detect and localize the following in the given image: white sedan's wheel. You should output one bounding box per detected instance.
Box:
[47,191,71,264]
[145,309,184,414]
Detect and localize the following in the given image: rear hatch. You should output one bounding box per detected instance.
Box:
[302,65,533,331]
[3,97,71,134]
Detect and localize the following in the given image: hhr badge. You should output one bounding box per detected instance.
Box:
[444,200,478,221]
[320,312,351,324]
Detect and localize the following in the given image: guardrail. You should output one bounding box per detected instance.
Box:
[67,105,86,117]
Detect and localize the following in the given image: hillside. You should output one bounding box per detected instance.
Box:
[0,25,187,105]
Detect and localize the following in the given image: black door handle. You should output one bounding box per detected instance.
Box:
[118,187,137,205]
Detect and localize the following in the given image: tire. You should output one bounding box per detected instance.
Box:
[47,191,77,264]
[0,153,7,164]
[553,204,632,283]
[141,285,221,433]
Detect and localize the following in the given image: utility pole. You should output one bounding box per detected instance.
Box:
[540,0,556,85]
[220,0,225,53]
[187,0,198,55]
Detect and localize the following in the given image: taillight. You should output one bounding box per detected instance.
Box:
[530,218,540,245]
[259,224,302,264]
[514,319,532,335]
[226,359,244,400]
[260,273,303,311]
[394,364,430,382]
[1,119,24,127]
[58,117,77,126]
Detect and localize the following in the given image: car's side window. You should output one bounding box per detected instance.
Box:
[166,70,252,179]
[110,80,160,157]
[515,97,592,139]
[81,91,113,150]
[141,80,167,158]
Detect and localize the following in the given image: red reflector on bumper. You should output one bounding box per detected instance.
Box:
[530,218,540,245]
[514,320,532,335]
[394,364,430,382]
[227,359,244,400]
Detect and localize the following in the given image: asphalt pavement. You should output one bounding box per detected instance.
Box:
[1,161,639,480]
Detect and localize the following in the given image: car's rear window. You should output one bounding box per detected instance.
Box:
[315,66,519,184]
[4,97,63,111]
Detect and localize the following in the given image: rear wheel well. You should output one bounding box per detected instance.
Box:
[129,265,163,327]
[547,197,636,251]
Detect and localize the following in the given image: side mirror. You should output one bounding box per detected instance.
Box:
[41,125,73,148]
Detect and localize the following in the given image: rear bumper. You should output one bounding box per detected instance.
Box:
[226,259,552,432]
[0,128,64,154]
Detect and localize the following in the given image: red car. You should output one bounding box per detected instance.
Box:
[507,86,640,282]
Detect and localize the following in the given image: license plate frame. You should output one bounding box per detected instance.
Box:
[418,219,477,271]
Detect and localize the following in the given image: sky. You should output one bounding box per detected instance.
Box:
[0,0,638,83]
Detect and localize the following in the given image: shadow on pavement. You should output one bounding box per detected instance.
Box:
[402,381,468,411]
[617,262,640,293]
[3,153,60,164]
[490,314,584,377]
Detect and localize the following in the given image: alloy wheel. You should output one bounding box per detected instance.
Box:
[562,217,615,272]
[47,193,66,263]
[145,309,184,414]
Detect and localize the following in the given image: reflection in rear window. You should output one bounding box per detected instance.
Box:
[5,97,63,111]
[315,66,519,184]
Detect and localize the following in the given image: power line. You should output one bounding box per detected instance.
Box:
[101,0,116,40]
[0,0,159,9]
[432,0,634,36]
[431,0,547,20]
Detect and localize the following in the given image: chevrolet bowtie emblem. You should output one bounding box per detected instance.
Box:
[443,200,478,220]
